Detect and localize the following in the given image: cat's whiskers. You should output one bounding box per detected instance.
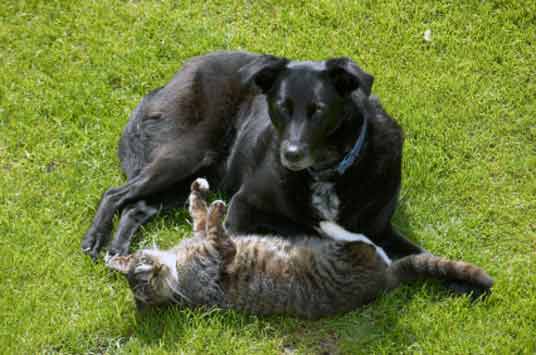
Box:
[165,277,192,304]
[133,283,150,304]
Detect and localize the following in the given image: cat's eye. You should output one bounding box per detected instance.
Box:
[138,255,152,266]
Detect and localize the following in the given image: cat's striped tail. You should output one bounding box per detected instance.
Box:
[386,254,494,293]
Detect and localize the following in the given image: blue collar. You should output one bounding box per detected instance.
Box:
[308,116,368,179]
[335,116,368,175]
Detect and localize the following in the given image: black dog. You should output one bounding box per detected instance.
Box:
[81,51,424,262]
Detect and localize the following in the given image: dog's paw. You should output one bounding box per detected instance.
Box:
[81,238,94,254]
[81,229,108,261]
[191,178,210,194]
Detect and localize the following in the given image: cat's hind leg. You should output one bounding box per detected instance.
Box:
[206,200,236,263]
[206,200,227,241]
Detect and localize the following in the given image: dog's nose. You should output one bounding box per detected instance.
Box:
[284,144,305,163]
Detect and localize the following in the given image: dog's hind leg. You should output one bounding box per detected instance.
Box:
[105,200,159,259]
[377,226,426,260]
[81,139,217,260]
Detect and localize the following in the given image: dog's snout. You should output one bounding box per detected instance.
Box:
[280,140,313,171]
[283,144,305,163]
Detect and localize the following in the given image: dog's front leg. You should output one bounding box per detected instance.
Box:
[82,141,216,260]
[225,189,314,237]
[223,189,252,234]
[106,200,159,258]
[82,176,144,260]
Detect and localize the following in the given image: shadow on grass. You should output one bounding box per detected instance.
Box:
[127,277,484,353]
[392,198,425,252]
[125,284,446,354]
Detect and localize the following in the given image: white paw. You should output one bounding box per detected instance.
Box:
[194,178,210,192]
[318,221,369,243]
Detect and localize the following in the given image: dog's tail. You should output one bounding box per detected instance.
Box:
[386,254,493,292]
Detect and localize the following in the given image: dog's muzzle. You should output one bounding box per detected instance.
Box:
[280,141,313,171]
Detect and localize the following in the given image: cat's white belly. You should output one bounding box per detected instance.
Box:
[310,181,340,221]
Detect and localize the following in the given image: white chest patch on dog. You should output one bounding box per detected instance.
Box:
[310,182,340,221]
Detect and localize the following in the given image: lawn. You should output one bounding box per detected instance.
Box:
[1,0,535,353]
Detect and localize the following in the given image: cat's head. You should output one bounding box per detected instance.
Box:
[107,236,234,310]
[107,198,236,310]
[106,248,185,309]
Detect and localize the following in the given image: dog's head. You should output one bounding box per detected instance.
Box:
[241,55,374,172]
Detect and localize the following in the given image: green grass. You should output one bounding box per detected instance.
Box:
[1,0,535,353]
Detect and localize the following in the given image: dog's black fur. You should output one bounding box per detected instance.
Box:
[81,51,425,262]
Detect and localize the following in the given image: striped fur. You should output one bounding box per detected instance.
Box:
[107,178,494,319]
[386,254,494,290]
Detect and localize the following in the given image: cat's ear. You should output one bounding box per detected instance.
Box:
[106,255,132,274]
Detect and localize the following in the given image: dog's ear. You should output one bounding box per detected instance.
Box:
[325,57,374,97]
[240,55,289,93]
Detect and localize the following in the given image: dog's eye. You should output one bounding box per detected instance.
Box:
[307,103,325,117]
[278,100,293,116]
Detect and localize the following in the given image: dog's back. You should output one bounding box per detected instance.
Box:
[119,51,260,179]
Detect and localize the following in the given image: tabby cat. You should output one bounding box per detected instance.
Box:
[106,178,493,319]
